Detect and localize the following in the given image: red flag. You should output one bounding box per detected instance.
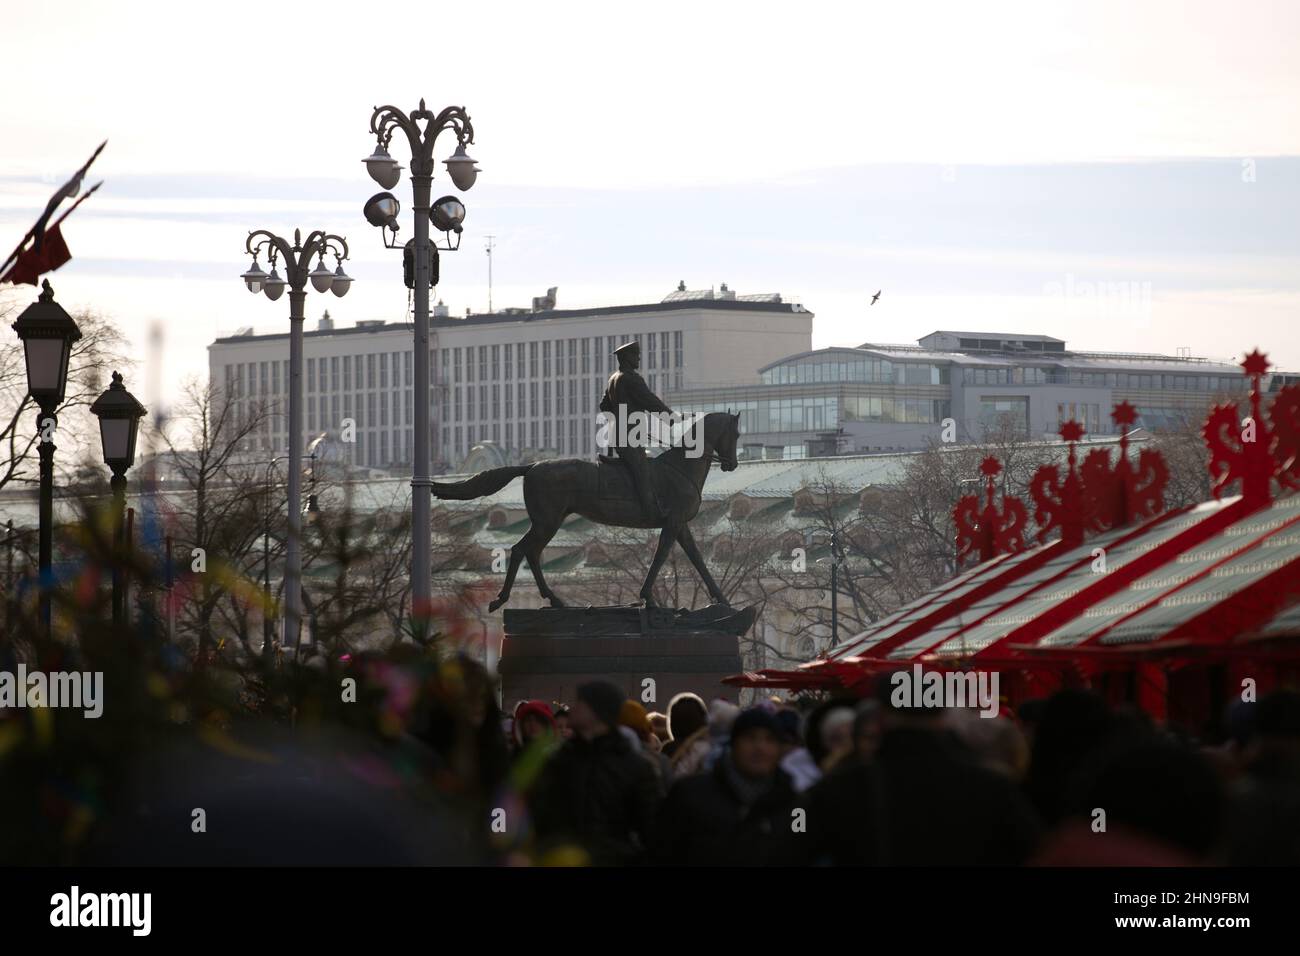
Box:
[0,222,72,285]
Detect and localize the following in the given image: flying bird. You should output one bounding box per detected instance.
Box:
[870,290,881,306]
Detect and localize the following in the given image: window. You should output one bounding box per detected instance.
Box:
[380,353,389,389]
[674,332,683,367]
[367,353,376,389]
[479,345,487,381]
[453,347,462,384]
[504,343,513,379]
[529,341,538,377]
[568,339,577,376]
[491,344,500,379]
[343,355,352,391]
[979,397,1030,436]
[404,350,412,387]
[307,358,316,393]
[543,341,551,377]
[581,338,590,373]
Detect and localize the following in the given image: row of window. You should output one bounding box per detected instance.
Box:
[677,394,954,434]
[449,331,684,385]
[963,367,1243,391]
[762,358,948,386]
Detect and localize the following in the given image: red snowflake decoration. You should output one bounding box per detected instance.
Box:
[1080,403,1168,532]
[954,456,1029,565]
[1030,420,1086,546]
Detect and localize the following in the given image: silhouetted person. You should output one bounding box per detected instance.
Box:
[662,691,707,759]
[1023,689,1117,825]
[650,708,797,866]
[530,680,662,865]
[1227,690,1300,864]
[785,689,1040,865]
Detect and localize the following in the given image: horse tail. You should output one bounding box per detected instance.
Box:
[431,465,530,501]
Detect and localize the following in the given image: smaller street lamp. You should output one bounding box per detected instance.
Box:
[12,279,82,635]
[442,144,480,191]
[363,143,402,190]
[241,258,268,294]
[90,371,147,628]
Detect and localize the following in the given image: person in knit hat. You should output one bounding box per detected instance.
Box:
[650,706,796,866]
[530,681,663,865]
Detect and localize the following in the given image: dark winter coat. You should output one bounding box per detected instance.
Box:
[531,730,662,865]
[783,726,1041,866]
[649,757,798,866]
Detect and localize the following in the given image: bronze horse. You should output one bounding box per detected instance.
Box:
[431,411,741,611]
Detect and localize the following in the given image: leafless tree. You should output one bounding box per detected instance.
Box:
[150,378,269,659]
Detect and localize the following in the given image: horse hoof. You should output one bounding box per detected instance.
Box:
[548,596,567,608]
[488,596,506,612]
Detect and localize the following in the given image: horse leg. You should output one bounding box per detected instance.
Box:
[488,527,532,612]
[523,521,567,608]
[676,524,729,606]
[639,523,679,607]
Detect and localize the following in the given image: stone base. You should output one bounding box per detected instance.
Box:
[497,605,749,708]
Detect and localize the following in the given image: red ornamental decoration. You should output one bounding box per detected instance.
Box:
[1029,420,1086,546]
[1203,350,1300,502]
[954,456,1029,564]
[1080,401,1168,532]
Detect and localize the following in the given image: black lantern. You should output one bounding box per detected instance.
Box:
[11,279,82,407]
[90,371,147,474]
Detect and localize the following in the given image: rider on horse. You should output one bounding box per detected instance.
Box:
[600,340,671,521]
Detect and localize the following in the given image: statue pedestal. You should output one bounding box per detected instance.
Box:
[498,605,751,707]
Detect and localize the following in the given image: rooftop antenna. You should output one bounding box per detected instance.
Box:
[485,234,496,313]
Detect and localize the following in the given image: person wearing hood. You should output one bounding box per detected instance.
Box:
[650,707,797,866]
[673,698,738,779]
[530,681,663,865]
[512,699,557,754]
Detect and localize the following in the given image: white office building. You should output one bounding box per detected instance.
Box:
[207,285,813,472]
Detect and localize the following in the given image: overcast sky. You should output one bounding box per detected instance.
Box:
[2,0,1298,415]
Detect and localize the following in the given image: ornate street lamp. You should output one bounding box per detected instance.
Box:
[89,371,147,628]
[11,279,82,635]
[239,229,350,651]
[363,98,478,639]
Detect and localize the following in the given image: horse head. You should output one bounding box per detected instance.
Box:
[709,410,740,471]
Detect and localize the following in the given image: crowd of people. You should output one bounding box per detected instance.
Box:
[406,658,1300,866]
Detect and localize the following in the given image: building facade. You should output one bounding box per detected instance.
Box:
[207,286,812,471]
[671,329,1251,458]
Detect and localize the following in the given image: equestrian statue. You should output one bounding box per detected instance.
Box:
[430,340,741,612]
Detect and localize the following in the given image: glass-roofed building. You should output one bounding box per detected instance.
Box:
[669,329,1253,459]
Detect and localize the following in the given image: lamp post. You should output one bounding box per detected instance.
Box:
[261,452,320,660]
[816,529,846,647]
[11,280,81,636]
[240,230,350,651]
[89,371,147,628]
[364,98,478,641]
